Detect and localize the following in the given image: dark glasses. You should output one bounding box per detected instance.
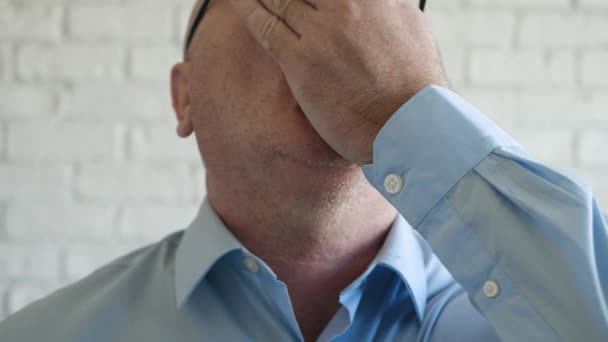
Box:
[185,0,428,52]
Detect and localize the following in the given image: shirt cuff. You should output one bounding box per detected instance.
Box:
[362,85,521,228]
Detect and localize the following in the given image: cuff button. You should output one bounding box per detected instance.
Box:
[483,280,500,298]
[384,174,404,194]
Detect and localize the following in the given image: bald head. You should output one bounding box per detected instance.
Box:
[183,0,427,57]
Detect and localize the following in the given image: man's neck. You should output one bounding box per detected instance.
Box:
[206,164,397,265]
[206,165,397,340]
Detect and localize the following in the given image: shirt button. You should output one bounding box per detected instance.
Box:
[483,280,500,298]
[243,257,260,273]
[384,174,404,194]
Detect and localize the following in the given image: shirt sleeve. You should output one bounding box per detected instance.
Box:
[362,85,608,341]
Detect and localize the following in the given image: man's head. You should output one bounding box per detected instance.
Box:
[183,0,427,56]
[170,0,402,257]
[171,0,362,200]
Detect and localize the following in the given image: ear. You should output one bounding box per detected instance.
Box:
[171,62,194,138]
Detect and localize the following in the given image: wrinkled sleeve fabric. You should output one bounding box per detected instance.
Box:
[362,85,608,341]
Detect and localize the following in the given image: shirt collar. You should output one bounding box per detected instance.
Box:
[174,196,242,307]
[371,213,428,322]
[174,196,428,322]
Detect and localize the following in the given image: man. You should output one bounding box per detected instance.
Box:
[1,0,607,341]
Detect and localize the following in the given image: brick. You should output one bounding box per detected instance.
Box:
[7,122,125,162]
[470,50,575,87]
[76,163,189,203]
[175,0,219,44]
[0,4,61,42]
[0,44,10,81]
[17,44,125,82]
[455,88,518,131]
[6,204,116,241]
[519,90,608,128]
[425,0,466,10]
[129,44,181,82]
[176,5,193,45]
[0,163,70,200]
[0,243,60,280]
[545,51,577,85]
[582,51,608,87]
[118,204,196,241]
[437,48,466,85]
[579,130,608,166]
[62,85,173,121]
[579,0,608,9]
[520,13,608,48]
[0,281,7,321]
[6,282,62,315]
[63,243,143,281]
[0,85,57,117]
[0,124,4,159]
[571,168,608,207]
[187,165,207,203]
[129,124,200,162]
[68,4,173,42]
[428,10,515,48]
[509,129,575,168]
[7,284,44,315]
[0,201,5,232]
[469,0,569,9]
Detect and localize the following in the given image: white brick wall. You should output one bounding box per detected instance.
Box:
[67,4,174,42]
[17,44,126,82]
[0,45,10,81]
[7,122,125,161]
[0,85,57,117]
[0,0,607,321]
[0,4,62,42]
[583,51,608,87]
[470,50,576,86]
[520,13,608,48]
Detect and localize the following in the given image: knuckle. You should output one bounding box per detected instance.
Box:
[335,0,361,21]
[273,0,291,12]
[258,15,279,44]
[273,0,297,24]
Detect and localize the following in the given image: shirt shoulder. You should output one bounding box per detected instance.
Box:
[0,230,185,342]
[425,286,500,342]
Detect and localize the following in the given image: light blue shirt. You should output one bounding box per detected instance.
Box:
[1,85,607,341]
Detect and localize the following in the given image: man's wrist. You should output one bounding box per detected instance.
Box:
[358,79,447,166]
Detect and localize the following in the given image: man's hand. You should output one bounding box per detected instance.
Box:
[229,0,448,165]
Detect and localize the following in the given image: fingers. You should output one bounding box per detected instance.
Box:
[228,0,300,65]
[257,0,317,34]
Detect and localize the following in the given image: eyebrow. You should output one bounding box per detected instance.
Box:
[185,0,428,53]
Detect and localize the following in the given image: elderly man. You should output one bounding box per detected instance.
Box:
[1,0,607,341]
